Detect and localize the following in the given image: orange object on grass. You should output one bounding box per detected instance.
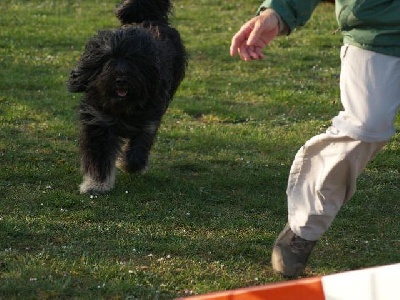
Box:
[183,277,324,300]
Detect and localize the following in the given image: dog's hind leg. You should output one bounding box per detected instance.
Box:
[117,122,160,174]
[79,124,121,194]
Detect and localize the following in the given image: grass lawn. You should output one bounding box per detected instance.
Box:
[1,1,399,299]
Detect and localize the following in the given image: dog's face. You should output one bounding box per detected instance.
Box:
[69,28,162,115]
[93,58,151,114]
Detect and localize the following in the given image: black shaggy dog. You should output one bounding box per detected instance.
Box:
[68,0,187,194]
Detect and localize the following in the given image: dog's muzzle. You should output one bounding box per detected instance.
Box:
[116,78,129,97]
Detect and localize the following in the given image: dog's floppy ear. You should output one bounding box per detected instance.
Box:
[68,68,90,93]
[68,31,113,93]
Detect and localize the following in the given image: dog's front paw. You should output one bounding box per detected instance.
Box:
[79,174,115,194]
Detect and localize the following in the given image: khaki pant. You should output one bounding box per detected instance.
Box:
[288,45,400,241]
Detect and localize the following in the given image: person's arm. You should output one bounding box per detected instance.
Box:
[230,0,321,61]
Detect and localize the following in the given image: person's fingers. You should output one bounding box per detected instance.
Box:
[248,46,258,59]
[254,47,265,59]
[230,24,251,56]
[247,45,265,60]
[230,32,241,56]
[230,15,274,60]
[246,20,262,46]
[238,44,251,61]
[239,46,264,61]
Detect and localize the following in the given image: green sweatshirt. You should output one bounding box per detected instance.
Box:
[258,0,400,57]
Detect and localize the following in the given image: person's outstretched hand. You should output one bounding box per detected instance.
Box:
[230,9,281,61]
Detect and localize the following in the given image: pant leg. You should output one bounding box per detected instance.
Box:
[287,129,386,241]
[287,45,400,241]
[333,45,400,142]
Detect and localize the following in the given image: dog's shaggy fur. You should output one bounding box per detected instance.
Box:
[68,0,187,194]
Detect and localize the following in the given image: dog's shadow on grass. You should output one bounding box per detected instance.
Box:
[71,157,289,260]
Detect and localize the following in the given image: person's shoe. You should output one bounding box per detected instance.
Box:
[271,223,317,277]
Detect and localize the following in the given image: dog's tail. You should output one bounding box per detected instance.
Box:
[115,0,172,25]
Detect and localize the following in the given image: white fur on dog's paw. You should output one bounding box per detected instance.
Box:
[79,172,115,194]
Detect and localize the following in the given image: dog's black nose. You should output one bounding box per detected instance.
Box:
[116,78,127,86]
[116,78,129,91]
